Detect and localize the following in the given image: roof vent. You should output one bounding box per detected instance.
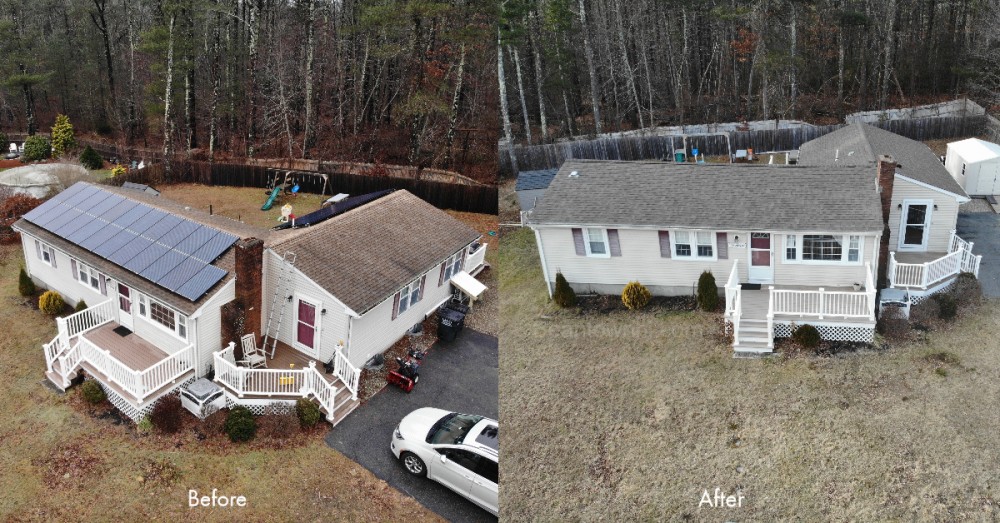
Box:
[568,170,579,178]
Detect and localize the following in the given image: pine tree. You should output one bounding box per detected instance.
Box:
[50,114,75,157]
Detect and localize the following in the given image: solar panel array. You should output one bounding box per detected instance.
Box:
[22,183,238,301]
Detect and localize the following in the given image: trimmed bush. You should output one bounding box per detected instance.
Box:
[21,135,51,162]
[933,293,957,321]
[39,290,64,315]
[877,307,911,341]
[51,114,76,157]
[296,398,322,428]
[791,324,821,349]
[225,406,257,442]
[80,380,106,405]
[259,411,299,440]
[79,145,103,170]
[137,416,153,434]
[552,272,576,308]
[18,266,34,297]
[697,271,718,312]
[111,164,126,177]
[621,281,652,310]
[150,394,183,434]
[950,272,982,308]
[74,299,88,312]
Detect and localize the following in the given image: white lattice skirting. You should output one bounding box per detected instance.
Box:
[773,322,875,343]
[94,376,195,423]
[223,395,297,416]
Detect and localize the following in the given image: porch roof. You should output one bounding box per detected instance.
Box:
[528,160,884,233]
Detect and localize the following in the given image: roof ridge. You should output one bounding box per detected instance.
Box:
[856,123,879,161]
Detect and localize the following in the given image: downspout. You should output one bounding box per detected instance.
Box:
[533,227,553,297]
[346,313,354,362]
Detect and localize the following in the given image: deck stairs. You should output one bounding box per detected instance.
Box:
[732,318,773,355]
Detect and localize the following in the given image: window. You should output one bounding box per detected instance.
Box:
[848,235,861,262]
[150,301,176,331]
[802,235,843,261]
[475,457,499,484]
[397,278,422,315]
[696,231,714,257]
[585,228,608,257]
[784,234,863,264]
[36,241,55,267]
[785,235,797,261]
[137,294,187,340]
[674,231,691,257]
[443,251,465,280]
[76,261,102,291]
[673,230,716,260]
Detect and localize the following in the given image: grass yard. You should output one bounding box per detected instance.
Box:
[499,227,1000,520]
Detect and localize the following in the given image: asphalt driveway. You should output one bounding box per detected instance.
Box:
[325,329,499,522]
[957,212,1000,297]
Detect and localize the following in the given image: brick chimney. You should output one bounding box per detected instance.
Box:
[234,237,264,342]
[876,155,895,289]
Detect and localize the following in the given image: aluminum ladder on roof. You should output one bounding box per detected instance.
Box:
[262,251,296,359]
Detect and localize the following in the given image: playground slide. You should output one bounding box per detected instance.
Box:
[261,187,281,210]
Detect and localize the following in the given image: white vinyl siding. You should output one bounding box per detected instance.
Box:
[261,250,350,366]
[193,278,235,377]
[537,227,878,292]
[21,233,103,308]
[888,178,959,253]
[349,260,458,368]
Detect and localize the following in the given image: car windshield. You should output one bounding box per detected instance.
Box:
[426,413,484,445]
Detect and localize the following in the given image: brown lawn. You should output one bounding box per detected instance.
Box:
[499,182,1000,520]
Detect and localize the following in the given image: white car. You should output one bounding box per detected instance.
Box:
[391,407,498,516]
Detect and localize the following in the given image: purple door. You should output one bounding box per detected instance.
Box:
[296,300,317,350]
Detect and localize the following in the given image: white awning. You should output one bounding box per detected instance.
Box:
[450,271,487,299]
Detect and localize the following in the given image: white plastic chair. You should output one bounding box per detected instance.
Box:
[239,333,267,369]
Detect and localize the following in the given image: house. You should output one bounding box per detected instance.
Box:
[943,138,1000,196]
[527,155,980,354]
[515,168,559,211]
[798,123,979,296]
[15,183,488,424]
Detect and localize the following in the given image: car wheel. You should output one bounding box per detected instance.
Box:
[400,452,427,477]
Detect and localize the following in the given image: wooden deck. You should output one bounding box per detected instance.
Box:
[80,323,170,371]
[255,340,338,386]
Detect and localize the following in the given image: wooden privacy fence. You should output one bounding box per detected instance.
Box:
[107,161,498,215]
[500,115,990,175]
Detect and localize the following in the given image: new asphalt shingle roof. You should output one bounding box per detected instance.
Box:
[527,160,884,233]
[515,168,559,191]
[798,123,968,198]
[268,190,481,315]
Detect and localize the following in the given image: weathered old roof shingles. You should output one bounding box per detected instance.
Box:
[528,160,884,233]
[268,190,480,314]
[798,123,968,198]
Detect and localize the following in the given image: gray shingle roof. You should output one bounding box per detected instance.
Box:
[515,168,559,191]
[527,160,884,233]
[268,190,481,315]
[798,123,967,198]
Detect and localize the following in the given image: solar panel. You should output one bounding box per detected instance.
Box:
[78,222,123,251]
[190,230,238,263]
[23,183,238,302]
[65,219,108,244]
[139,250,188,281]
[108,235,152,266]
[122,241,167,273]
[175,265,229,301]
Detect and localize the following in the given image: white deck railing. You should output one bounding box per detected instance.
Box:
[331,344,360,400]
[770,263,876,320]
[75,338,194,403]
[214,343,339,416]
[723,260,742,341]
[889,231,981,289]
[44,334,64,373]
[467,243,489,275]
[55,299,116,355]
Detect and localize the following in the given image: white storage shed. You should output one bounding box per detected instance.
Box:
[945,138,1000,196]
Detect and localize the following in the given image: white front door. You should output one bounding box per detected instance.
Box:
[116,283,134,331]
[747,232,774,283]
[898,200,932,251]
